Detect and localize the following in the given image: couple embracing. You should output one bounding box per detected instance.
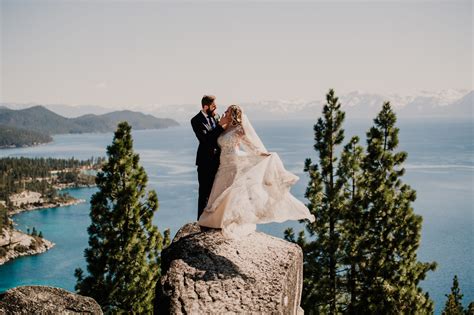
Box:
[191,95,315,238]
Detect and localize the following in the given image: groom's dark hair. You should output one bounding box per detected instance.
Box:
[201,95,216,107]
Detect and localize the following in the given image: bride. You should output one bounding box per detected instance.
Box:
[197,105,315,237]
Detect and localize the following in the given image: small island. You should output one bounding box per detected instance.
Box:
[0,156,103,265]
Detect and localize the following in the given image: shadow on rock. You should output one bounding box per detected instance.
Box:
[161,231,253,282]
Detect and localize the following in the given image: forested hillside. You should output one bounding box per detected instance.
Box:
[0,125,52,148]
[0,106,179,135]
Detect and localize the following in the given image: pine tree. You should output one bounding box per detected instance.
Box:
[466,302,474,315]
[74,121,170,313]
[357,102,437,314]
[285,89,347,313]
[38,231,43,238]
[442,275,465,315]
[31,227,37,236]
[336,136,365,313]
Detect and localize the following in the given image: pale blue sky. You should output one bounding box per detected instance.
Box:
[1,0,472,108]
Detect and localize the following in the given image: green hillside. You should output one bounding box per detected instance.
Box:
[0,106,179,135]
[0,125,52,148]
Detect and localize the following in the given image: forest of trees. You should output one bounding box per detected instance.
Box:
[0,156,105,203]
[283,89,472,314]
[0,125,52,148]
[0,204,9,231]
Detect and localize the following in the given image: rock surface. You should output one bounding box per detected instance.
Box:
[0,286,102,314]
[155,223,304,314]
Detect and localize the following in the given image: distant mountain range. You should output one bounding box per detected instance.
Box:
[1,89,472,122]
[238,89,473,121]
[0,106,179,135]
[143,89,473,121]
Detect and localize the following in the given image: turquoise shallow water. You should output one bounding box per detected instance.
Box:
[0,118,472,313]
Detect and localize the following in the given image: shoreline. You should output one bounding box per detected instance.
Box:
[0,228,55,266]
[7,184,95,216]
[0,140,53,150]
[0,187,93,266]
[9,198,87,216]
[0,124,180,151]
[54,183,96,191]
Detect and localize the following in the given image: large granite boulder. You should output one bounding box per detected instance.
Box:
[0,286,102,314]
[155,223,304,314]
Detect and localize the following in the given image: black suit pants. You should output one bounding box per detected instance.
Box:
[197,164,218,220]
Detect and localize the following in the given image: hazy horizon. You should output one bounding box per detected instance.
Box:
[1,0,472,109]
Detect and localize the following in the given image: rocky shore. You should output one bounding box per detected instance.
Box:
[0,192,88,265]
[0,286,102,314]
[0,228,54,265]
[8,198,86,216]
[0,140,53,150]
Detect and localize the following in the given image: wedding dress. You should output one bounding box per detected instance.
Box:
[197,114,315,238]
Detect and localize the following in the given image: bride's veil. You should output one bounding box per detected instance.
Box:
[241,113,267,153]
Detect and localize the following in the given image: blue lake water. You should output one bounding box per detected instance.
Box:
[0,118,472,313]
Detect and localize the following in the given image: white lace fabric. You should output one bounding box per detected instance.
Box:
[197,121,315,238]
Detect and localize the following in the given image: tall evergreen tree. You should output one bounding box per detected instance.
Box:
[442,275,465,315]
[285,89,347,313]
[466,302,474,315]
[357,102,437,314]
[336,136,365,314]
[75,121,170,313]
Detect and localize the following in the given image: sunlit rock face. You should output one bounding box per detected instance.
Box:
[0,286,103,314]
[155,223,304,314]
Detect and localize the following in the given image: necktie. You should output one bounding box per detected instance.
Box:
[208,116,214,129]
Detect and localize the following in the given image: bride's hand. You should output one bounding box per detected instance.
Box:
[218,113,230,128]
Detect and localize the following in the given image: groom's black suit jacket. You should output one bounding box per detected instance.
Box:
[190,111,224,167]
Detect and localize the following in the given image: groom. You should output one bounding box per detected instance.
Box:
[191,95,227,220]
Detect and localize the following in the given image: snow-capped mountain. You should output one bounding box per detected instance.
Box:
[237,89,471,120]
[396,89,471,117]
[410,89,470,107]
[445,90,473,115]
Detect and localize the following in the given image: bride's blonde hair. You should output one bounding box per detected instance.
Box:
[229,105,242,126]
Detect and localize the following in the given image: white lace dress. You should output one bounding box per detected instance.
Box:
[197,124,315,237]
